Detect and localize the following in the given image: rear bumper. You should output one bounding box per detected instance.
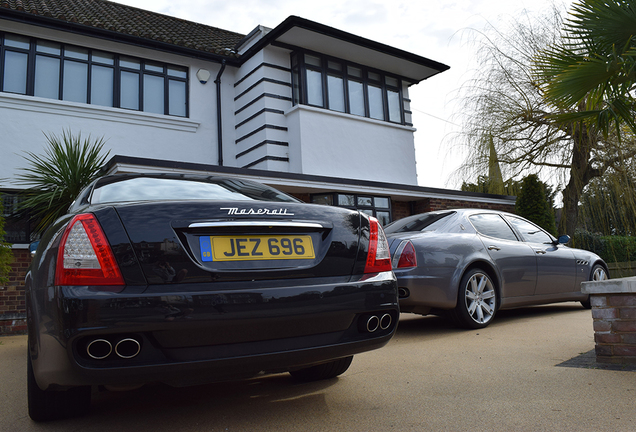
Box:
[29,272,398,389]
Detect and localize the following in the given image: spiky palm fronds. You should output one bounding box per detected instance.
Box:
[15,130,110,234]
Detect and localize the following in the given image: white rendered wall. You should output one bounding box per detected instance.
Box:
[286,105,419,185]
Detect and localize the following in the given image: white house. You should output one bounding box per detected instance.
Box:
[0,0,515,244]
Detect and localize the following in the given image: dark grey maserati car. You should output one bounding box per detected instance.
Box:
[385,209,608,329]
[26,173,398,421]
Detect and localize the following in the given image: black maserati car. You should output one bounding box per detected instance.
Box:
[25,173,398,421]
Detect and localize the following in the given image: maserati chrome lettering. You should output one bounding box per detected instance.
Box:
[221,207,295,216]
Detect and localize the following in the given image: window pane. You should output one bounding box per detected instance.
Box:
[469,214,518,241]
[368,71,381,82]
[377,211,391,226]
[386,76,399,87]
[34,55,60,99]
[3,51,28,94]
[312,194,333,205]
[120,56,140,69]
[338,194,355,206]
[143,74,164,114]
[168,79,186,116]
[348,80,364,116]
[306,69,323,106]
[327,75,345,112]
[92,51,114,65]
[368,85,384,120]
[63,60,88,103]
[36,40,60,55]
[120,70,139,110]
[91,65,113,106]
[327,61,342,71]
[375,197,390,209]
[388,89,401,123]
[145,62,163,73]
[507,217,553,244]
[305,54,321,67]
[4,34,30,49]
[358,196,373,207]
[347,66,361,78]
[292,67,300,105]
[64,46,88,60]
[167,66,187,78]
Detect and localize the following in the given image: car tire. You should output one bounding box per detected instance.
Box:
[452,268,498,329]
[289,356,354,382]
[581,264,609,309]
[27,354,91,422]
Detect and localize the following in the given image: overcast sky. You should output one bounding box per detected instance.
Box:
[114,0,571,189]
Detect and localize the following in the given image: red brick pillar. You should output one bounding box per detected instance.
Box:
[583,277,636,364]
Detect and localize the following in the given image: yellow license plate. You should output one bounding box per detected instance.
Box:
[200,235,315,262]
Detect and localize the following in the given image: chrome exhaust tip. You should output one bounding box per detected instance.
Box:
[366,315,380,333]
[380,313,392,330]
[115,338,141,359]
[87,339,112,360]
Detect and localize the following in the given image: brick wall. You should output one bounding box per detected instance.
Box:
[390,198,515,222]
[590,293,636,364]
[0,248,29,335]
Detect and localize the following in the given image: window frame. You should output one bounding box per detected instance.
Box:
[310,192,392,225]
[0,32,189,117]
[291,50,405,125]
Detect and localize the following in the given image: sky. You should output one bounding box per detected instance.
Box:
[114,0,571,189]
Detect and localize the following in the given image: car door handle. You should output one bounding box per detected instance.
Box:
[488,245,501,251]
[535,249,547,255]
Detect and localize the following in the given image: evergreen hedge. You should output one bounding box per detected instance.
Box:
[574,231,636,263]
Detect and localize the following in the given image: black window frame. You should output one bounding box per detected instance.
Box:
[310,192,392,225]
[291,50,405,125]
[0,32,189,117]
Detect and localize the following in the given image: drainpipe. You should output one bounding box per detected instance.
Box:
[215,60,227,166]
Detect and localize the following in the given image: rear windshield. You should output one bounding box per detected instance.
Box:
[384,211,455,234]
[88,176,299,205]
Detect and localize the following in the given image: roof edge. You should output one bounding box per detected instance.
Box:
[102,155,516,202]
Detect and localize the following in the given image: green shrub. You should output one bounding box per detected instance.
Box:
[0,196,13,285]
[575,231,636,263]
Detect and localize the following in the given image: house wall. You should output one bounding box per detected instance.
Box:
[287,105,418,184]
[0,19,237,184]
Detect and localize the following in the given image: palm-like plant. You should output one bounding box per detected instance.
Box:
[535,0,636,137]
[15,130,110,234]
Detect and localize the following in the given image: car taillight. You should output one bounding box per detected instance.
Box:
[55,213,125,288]
[364,217,392,273]
[393,240,417,269]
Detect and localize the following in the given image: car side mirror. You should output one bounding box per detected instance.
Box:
[556,235,570,245]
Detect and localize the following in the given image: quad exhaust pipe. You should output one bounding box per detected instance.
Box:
[86,337,141,360]
[360,313,393,333]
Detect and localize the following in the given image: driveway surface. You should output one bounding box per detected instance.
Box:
[1,303,635,431]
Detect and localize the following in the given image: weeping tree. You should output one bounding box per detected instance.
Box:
[15,130,110,234]
[455,2,636,240]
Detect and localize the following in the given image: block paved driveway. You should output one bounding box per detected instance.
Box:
[1,304,635,431]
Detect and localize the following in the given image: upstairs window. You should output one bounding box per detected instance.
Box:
[291,51,404,124]
[0,32,188,117]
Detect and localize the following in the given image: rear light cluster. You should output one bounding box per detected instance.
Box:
[364,217,392,273]
[392,240,417,269]
[55,214,124,288]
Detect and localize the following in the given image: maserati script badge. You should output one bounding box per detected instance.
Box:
[220,207,295,216]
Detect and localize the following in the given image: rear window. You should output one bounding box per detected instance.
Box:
[384,211,455,234]
[89,176,299,205]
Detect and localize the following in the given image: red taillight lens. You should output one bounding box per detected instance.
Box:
[55,214,125,287]
[395,240,417,269]
[364,216,392,274]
